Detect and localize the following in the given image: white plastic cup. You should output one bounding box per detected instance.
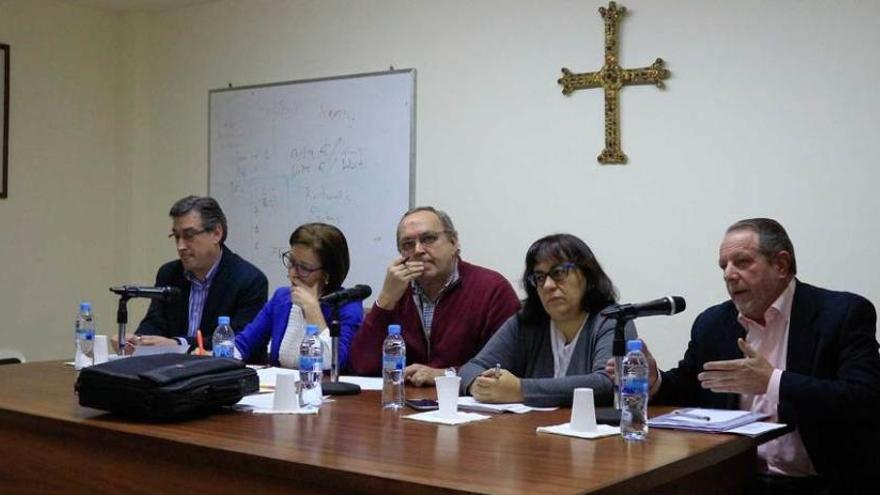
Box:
[435,376,461,418]
[93,335,109,365]
[273,371,302,411]
[570,387,598,432]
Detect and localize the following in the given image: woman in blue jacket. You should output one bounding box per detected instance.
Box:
[234,223,363,370]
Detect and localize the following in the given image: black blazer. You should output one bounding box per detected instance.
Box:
[655,280,880,488]
[136,246,268,351]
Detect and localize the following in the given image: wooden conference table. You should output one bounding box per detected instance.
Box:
[0,361,771,494]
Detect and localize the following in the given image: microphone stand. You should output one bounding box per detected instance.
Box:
[322,302,361,395]
[114,294,132,356]
[592,316,629,427]
[611,317,628,410]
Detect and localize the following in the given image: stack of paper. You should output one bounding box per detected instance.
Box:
[649,408,770,433]
[457,397,557,414]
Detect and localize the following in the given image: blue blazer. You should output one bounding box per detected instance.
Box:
[656,280,880,486]
[234,286,363,370]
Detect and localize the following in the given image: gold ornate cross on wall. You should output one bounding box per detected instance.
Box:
[558,2,669,164]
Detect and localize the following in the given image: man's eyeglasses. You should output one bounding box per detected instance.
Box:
[168,228,210,243]
[527,262,577,288]
[398,231,445,255]
[281,251,323,277]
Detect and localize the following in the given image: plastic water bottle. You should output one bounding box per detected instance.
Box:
[74,302,96,370]
[382,324,406,409]
[212,316,235,358]
[299,324,324,407]
[620,340,649,441]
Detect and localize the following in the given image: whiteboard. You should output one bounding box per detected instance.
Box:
[209,69,415,302]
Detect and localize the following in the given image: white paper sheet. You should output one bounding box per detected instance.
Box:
[724,421,788,437]
[536,423,620,439]
[403,410,491,425]
[234,392,319,415]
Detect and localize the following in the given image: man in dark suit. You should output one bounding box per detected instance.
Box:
[130,196,268,352]
[629,218,880,494]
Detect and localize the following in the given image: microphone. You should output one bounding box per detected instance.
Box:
[109,285,182,301]
[319,284,372,304]
[600,296,686,320]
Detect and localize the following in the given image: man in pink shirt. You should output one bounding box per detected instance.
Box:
[638,218,880,494]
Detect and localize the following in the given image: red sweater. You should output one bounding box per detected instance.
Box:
[349,260,521,376]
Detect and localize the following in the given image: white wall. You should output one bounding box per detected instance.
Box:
[122,0,880,368]
[0,0,128,361]
[1,0,878,366]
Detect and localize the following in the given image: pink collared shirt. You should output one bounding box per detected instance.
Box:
[738,278,816,477]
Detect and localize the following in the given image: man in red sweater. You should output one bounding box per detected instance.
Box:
[349,207,520,386]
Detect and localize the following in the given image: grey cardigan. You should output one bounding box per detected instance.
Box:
[459,310,637,407]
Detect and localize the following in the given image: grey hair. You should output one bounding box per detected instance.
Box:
[397,206,459,244]
[726,218,796,275]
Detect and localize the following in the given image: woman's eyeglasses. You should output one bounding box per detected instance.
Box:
[527,262,576,288]
[281,251,323,277]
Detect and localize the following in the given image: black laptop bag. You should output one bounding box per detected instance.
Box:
[75,353,259,419]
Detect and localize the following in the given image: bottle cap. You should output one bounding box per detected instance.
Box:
[79,301,91,311]
[388,324,401,336]
[305,324,319,335]
[626,340,643,352]
[218,316,231,326]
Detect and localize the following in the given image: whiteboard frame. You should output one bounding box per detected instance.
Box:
[206,69,417,297]
[207,68,416,208]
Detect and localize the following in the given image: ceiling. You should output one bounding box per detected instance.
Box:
[70,0,216,13]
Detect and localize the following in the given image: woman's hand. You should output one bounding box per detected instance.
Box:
[291,280,320,311]
[292,279,328,330]
[469,369,523,403]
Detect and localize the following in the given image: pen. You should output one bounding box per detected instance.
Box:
[493,363,502,379]
[673,410,711,421]
[196,329,205,356]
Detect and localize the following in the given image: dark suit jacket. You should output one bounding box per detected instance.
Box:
[655,280,880,488]
[136,246,268,353]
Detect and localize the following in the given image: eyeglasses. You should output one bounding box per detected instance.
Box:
[398,231,446,255]
[527,262,577,288]
[168,228,210,243]
[281,251,323,277]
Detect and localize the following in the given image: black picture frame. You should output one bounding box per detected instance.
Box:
[1,43,8,199]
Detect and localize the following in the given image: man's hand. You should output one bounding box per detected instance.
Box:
[469,369,523,403]
[698,338,774,394]
[117,334,179,355]
[375,256,425,309]
[403,364,444,387]
[604,339,660,393]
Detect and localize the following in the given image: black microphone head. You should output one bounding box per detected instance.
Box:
[350,284,372,299]
[320,284,373,304]
[668,296,686,315]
